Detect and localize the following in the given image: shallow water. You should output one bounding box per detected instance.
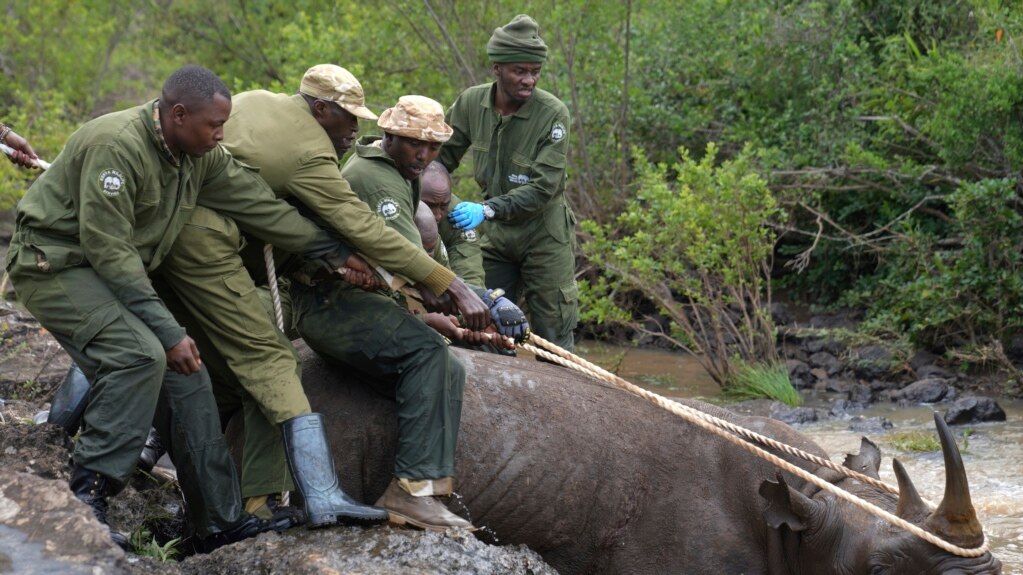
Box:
[576,340,1023,574]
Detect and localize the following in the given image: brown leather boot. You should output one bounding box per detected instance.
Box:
[374,478,476,532]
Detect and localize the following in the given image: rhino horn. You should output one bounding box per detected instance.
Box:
[843,437,882,479]
[922,412,985,548]
[893,458,930,523]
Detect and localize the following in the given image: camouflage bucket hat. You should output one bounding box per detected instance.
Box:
[377,95,452,143]
[300,64,377,120]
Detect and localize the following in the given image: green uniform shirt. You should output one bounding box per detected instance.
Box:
[438,83,571,222]
[341,136,423,248]
[14,100,341,349]
[438,192,485,287]
[222,91,455,295]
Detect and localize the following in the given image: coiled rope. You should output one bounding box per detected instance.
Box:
[521,334,989,558]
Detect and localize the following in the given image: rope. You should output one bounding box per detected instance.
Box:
[263,244,285,332]
[521,334,989,558]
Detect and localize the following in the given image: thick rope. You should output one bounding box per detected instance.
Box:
[262,244,285,332]
[521,335,989,558]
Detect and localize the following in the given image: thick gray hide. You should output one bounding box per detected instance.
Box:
[299,342,830,575]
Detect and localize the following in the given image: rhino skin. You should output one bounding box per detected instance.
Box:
[298,343,1002,575]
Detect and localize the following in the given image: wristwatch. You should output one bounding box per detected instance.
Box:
[482,202,496,220]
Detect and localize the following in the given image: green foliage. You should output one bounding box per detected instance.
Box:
[130,527,180,563]
[723,363,801,407]
[848,178,1023,346]
[887,430,941,452]
[582,143,781,385]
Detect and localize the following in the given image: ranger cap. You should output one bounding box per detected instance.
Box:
[300,64,377,120]
[487,14,547,63]
[377,95,453,143]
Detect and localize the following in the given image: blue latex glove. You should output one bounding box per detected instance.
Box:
[449,201,486,231]
[484,289,530,342]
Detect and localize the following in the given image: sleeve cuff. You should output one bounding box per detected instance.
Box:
[419,264,456,296]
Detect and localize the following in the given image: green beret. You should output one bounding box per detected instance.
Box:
[487,14,547,63]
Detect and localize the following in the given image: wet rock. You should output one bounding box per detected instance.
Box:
[916,364,954,380]
[909,349,941,372]
[808,351,842,376]
[847,416,894,434]
[809,368,829,382]
[824,379,853,394]
[847,383,872,406]
[822,338,846,356]
[780,342,808,363]
[786,359,812,389]
[769,404,820,425]
[943,397,1007,425]
[0,470,126,574]
[174,524,556,575]
[891,378,957,405]
[850,344,893,380]
[829,399,857,416]
[803,338,825,354]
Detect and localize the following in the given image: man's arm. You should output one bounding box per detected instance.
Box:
[77,145,186,350]
[439,194,485,287]
[285,157,457,296]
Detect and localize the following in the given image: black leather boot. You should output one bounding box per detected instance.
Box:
[282,413,389,528]
[136,428,165,474]
[69,465,130,550]
[197,513,278,553]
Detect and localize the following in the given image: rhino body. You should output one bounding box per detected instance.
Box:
[298,344,1001,574]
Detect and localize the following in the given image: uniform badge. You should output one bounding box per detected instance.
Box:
[550,122,566,142]
[98,169,126,197]
[461,229,478,242]
[377,198,400,220]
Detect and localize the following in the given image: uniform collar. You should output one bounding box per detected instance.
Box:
[149,99,181,167]
[485,82,535,119]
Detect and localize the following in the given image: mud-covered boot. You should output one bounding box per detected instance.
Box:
[196,513,278,553]
[282,413,389,528]
[374,478,476,532]
[136,428,166,474]
[244,493,304,530]
[69,465,130,550]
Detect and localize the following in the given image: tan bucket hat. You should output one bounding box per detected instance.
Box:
[376,95,452,143]
[299,64,377,120]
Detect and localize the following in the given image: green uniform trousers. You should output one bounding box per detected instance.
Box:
[154,206,309,498]
[291,280,465,480]
[481,201,579,350]
[6,243,244,536]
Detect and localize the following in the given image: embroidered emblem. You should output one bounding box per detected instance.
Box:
[551,122,566,142]
[98,169,126,197]
[461,229,478,242]
[377,198,400,220]
[508,173,530,185]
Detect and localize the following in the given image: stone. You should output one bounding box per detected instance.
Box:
[848,416,894,433]
[769,404,820,425]
[891,378,956,405]
[808,351,842,376]
[786,359,812,389]
[943,397,1007,425]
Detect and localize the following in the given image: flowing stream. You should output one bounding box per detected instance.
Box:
[576,341,1023,574]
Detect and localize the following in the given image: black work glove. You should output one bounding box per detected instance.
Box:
[483,289,530,343]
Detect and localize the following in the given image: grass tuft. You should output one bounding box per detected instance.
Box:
[724,363,801,406]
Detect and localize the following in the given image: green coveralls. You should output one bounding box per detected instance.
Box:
[439,82,579,350]
[289,136,466,482]
[5,101,339,535]
[165,91,460,496]
[438,192,485,288]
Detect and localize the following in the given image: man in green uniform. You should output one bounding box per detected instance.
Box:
[3,65,331,551]
[440,14,579,351]
[157,65,491,529]
[421,162,485,288]
[293,94,499,531]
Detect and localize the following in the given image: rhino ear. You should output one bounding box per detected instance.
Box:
[760,474,818,532]
[842,437,882,480]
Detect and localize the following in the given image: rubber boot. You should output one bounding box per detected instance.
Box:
[374,478,475,532]
[136,427,165,474]
[281,413,389,528]
[69,465,130,550]
[48,363,91,435]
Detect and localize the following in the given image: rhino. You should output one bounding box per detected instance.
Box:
[294,343,1002,574]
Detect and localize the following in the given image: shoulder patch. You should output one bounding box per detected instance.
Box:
[98,169,126,197]
[377,198,400,221]
[461,229,478,242]
[550,122,566,142]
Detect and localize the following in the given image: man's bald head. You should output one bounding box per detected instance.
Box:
[415,201,440,256]
[421,162,452,224]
